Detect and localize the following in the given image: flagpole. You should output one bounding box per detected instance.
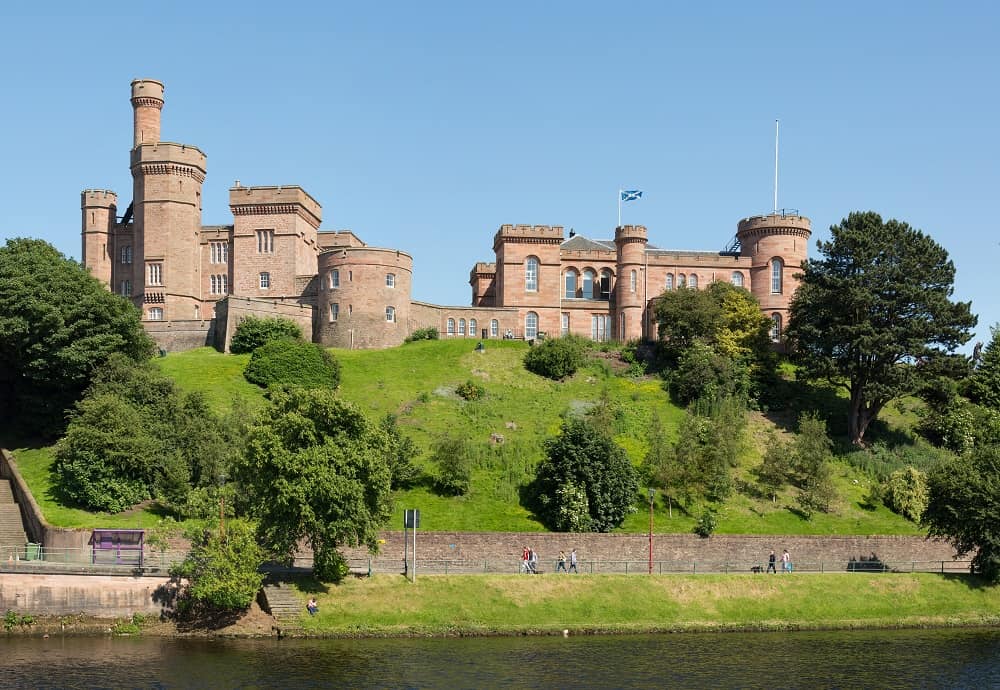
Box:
[773,119,779,213]
[618,189,622,229]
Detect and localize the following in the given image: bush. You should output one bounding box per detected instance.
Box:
[694,510,717,537]
[882,466,929,522]
[404,327,439,343]
[229,316,303,354]
[456,380,486,401]
[523,336,587,380]
[433,437,473,496]
[171,520,265,611]
[243,339,340,389]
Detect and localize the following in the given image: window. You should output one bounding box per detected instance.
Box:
[665,273,674,291]
[600,270,612,300]
[561,312,569,336]
[148,307,163,321]
[591,314,610,342]
[256,229,274,253]
[771,258,783,293]
[731,271,744,287]
[490,319,499,337]
[210,274,228,295]
[689,274,698,289]
[120,246,132,264]
[330,270,340,288]
[386,273,395,288]
[469,319,477,336]
[620,313,626,340]
[525,256,539,292]
[565,270,578,299]
[119,280,131,296]
[259,272,270,289]
[447,318,456,335]
[147,263,162,286]
[630,269,637,293]
[210,241,228,264]
[525,311,539,339]
[677,274,686,288]
[582,269,595,299]
[330,303,339,322]
[386,306,396,322]
[770,313,782,342]
[459,318,466,335]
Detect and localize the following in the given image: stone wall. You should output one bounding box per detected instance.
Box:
[144,319,215,352]
[0,573,170,617]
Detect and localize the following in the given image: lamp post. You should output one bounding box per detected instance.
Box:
[648,487,655,574]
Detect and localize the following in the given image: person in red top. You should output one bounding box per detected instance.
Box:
[521,546,530,574]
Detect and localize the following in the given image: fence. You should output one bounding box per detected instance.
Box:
[1,544,187,575]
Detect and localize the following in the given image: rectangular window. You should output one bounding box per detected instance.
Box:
[256,229,274,254]
[120,246,132,264]
[148,307,163,321]
[490,319,499,337]
[210,274,228,295]
[210,241,228,264]
[386,273,395,288]
[591,315,610,342]
[259,272,270,289]
[386,306,396,322]
[561,312,569,336]
[119,280,131,296]
[330,270,339,288]
[330,303,339,322]
[147,263,162,286]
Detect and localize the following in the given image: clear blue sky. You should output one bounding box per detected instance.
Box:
[2,1,998,351]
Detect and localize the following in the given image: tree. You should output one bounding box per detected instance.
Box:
[433,435,473,496]
[381,414,420,489]
[756,431,794,504]
[171,519,265,611]
[653,287,722,361]
[791,413,837,517]
[0,238,154,434]
[229,316,302,354]
[641,411,682,517]
[786,212,976,446]
[966,324,1000,409]
[523,336,587,380]
[883,466,929,523]
[532,418,638,532]
[924,445,1000,582]
[236,388,393,582]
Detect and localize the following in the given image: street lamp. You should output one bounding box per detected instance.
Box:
[648,487,655,574]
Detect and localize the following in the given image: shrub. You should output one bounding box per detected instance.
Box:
[404,327,439,343]
[433,436,473,496]
[694,510,717,537]
[456,380,486,401]
[243,339,340,389]
[229,316,303,354]
[882,466,929,522]
[523,336,587,380]
[171,520,265,611]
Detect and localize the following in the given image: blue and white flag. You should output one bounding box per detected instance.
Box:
[621,190,643,202]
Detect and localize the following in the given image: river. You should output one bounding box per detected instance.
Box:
[3,628,999,688]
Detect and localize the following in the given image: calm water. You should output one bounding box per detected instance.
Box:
[2,628,999,689]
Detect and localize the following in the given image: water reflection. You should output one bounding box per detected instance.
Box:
[2,628,999,689]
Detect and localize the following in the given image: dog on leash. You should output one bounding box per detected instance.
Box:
[750,565,762,573]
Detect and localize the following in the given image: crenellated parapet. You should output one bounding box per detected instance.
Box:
[492,224,564,252]
[229,185,322,229]
[736,212,811,243]
[130,143,207,182]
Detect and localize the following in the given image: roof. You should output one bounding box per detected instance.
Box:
[561,235,615,252]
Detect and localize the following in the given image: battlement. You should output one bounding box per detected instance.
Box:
[492,224,564,249]
[614,224,648,244]
[228,185,322,228]
[130,142,207,173]
[471,261,496,275]
[130,79,164,105]
[737,212,811,238]
[81,189,117,207]
[318,230,366,250]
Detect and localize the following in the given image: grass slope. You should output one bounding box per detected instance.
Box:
[291,573,1000,636]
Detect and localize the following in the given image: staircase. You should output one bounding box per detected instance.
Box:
[261,579,305,634]
[0,480,29,557]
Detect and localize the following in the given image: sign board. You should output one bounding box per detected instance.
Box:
[404,509,421,529]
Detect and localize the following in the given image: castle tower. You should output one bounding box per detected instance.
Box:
[614,224,648,341]
[736,212,811,341]
[130,79,207,321]
[131,79,163,148]
[80,189,117,288]
[492,224,564,338]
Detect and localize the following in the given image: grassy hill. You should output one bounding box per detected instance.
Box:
[5,339,929,534]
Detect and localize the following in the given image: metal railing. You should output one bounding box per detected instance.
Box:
[1,545,187,575]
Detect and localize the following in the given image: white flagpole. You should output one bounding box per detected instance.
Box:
[618,189,621,229]
[773,120,779,213]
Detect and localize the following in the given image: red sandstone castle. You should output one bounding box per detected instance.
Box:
[82,79,810,351]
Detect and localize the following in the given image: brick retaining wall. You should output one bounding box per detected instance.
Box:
[0,573,171,617]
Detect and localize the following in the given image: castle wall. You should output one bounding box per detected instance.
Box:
[409,301,521,339]
[219,297,315,352]
[143,319,216,352]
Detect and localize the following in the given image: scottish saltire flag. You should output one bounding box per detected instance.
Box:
[621,190,643,202]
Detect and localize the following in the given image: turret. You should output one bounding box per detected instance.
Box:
[81,189,117,287]
[614,224,648,340]
[131,79,164,148]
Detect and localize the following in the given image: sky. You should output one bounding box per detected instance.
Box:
[1,1,998,351]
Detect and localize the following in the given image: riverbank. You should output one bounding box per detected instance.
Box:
[285,572,1000,638]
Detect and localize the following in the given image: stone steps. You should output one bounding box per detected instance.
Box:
[261,580,305,631]
[0,482,28,551]
[0,480,14,503]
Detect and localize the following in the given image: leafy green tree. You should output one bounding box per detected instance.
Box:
[882,466,929,523]
[532,418,638,532]
[243,339,340,389]
[432,436,473,496]
[236,388,393,582]
[791,413,837,517]
[653,286,722,361]
[669,341,741,406]
[641,411,682,517]
[756,431,794,503]
[0,238,154,434]
[523,336,587,380]
[966,324,1000,410]
[381,414,420,489]
[924,445,1000,582]
[786,212,976,446]
[171,519,265,611]
[229,316,303,354]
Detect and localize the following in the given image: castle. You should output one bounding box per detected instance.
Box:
[81,80,811,351]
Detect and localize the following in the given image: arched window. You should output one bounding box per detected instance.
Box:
[386,306,396,322]
[525,311,539,339]
[689,274,698,289]
[447,318,455,335]
[582,269,595,299]
[565,269,578,299]
[771,258,783,293]
[731,271,744,287]
[677,274,686,288]
[459,318,466,335]
[600,269,612,299]
[630,270,637,293]
[469,318,477,336]
[525,256,539,292]
[770,313,782,342]
[665,273,673,291]
[490,319,499,337]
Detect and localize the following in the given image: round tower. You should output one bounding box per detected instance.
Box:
[131,79,164,148]
[614,224,647,341]
[736,212,811,340]
[81,189,117,288]
[317,247,413,349]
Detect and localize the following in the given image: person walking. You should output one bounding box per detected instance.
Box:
[782,549,792,573]
[569,548,578,573]
[767,550,777,574]
[556,551,568,573]
[529,547,538,574]
[521,546,530,574]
